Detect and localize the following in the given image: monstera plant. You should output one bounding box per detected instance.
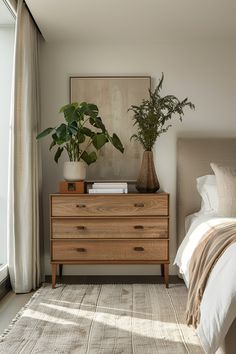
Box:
[37,102,124,181]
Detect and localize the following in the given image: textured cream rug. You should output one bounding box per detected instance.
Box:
[0,284,203,354]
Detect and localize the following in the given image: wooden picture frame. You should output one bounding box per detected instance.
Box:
[70,76,151,180]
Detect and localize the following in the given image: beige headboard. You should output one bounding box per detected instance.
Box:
[177,138,236,245]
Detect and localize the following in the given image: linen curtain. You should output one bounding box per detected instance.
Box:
[3,0,17,15]
[8,0,42,293]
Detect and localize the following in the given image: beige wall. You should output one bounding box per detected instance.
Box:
[40,40,236,276]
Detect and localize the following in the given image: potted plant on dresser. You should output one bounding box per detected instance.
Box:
[36,102,124,180]
[128,73,195,192]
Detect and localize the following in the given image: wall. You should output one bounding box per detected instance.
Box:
[40,39,236,276]
[0,26,15,265]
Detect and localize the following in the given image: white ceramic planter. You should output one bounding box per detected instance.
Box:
[63,161,86,181]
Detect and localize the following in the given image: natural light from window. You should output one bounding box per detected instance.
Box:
[0,0,15,274]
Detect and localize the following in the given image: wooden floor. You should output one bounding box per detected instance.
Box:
[0,291,33,336]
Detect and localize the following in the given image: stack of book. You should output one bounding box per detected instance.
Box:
[88,182,128,194]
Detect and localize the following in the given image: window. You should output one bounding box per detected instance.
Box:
[0,0,15,274]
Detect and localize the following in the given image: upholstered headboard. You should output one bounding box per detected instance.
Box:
[177,138,236,246]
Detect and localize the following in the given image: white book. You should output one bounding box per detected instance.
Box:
[92,186,128,193]
[93,183,128,192]
[93,182,128,188]
[88,188,125,194]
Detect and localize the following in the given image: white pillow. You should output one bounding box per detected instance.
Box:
[210,163,236,217]
[196,175,218,213]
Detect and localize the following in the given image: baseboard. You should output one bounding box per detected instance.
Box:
[45,275,184,284]
[0,275,11,301]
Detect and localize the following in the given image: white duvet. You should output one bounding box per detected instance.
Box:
[174,212,236,354]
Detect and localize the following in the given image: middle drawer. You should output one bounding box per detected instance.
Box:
[51,217,168,239]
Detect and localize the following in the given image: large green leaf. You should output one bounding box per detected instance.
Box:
[60,102,78,113]
[54,147,64,163]
[36,127,54,140]
[77,132,86,144]
[88,151,97,164]
[87,103,99,117]
[78,102,88,112]
[52,132,64,145]
[77,102,91,117]
[80,151,97,165]
[81,127,95,138]
[92,133,108,150]
[89,116,105,132]
[56,123,67,139]
[68,121,78,135]
[60,103,81,124]
[55,124,71,143]
[110,133,124,153]
[87,103,98,112]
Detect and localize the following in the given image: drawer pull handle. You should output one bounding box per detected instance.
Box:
[134,203,144,207]
[76,204,86,208]
[77,226,86,230]
[134,247,144,252]
[134,225,144,229]
[76,247,86,252]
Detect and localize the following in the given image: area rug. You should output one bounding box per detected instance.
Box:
[0,284,203,353]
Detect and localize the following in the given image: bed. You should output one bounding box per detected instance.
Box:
[175,138,236,354]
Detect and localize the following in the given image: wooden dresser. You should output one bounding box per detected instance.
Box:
[50,193,170,288]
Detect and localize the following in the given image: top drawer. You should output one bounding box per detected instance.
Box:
[51,194,169,217]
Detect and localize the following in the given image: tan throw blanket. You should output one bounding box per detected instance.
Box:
[186,221,236,328]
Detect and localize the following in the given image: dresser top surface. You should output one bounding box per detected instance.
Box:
[50,192,169,196]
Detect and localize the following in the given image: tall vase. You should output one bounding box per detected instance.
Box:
[136,150,160,193]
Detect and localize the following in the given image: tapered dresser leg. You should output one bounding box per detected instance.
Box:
[51,263,57,289]
[164,264,169,288]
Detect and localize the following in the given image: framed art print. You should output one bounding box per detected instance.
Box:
[70,76,151,180]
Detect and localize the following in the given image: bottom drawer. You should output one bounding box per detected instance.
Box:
[51,239,168,262]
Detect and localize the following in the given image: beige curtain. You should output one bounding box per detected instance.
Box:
[8,0,42,293]
[4,0,17,15]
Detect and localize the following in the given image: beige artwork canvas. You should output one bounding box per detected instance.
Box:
[70,76,151,180]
